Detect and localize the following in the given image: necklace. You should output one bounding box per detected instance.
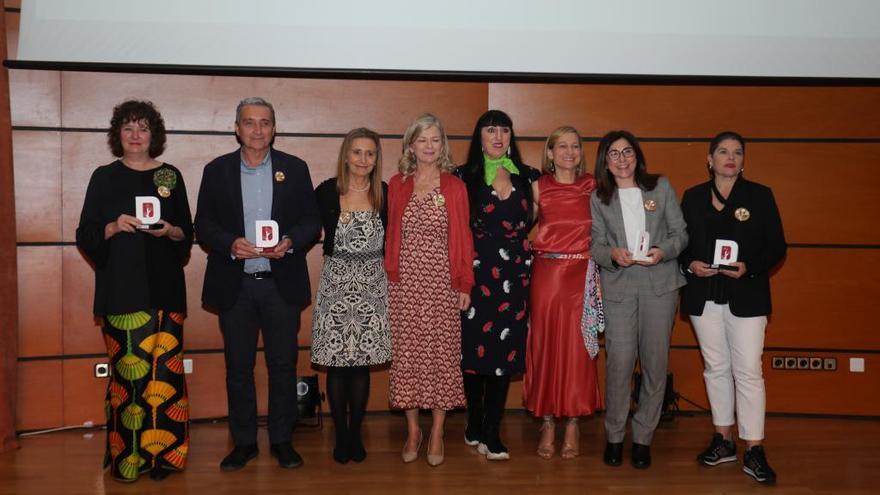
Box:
[349,181,370,193]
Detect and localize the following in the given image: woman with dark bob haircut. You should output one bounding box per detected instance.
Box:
[457,110,539,460]
[77,100,193,482]
[591,130,687,470]
[680,131,786,484]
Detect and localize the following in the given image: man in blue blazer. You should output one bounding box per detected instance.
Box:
[195,97,320,471]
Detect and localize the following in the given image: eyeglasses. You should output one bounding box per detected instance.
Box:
[607,147,635,161]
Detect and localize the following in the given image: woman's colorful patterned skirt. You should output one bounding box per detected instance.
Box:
[102,309,189,482]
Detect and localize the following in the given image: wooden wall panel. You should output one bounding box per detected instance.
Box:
[16,246,61,357]
[12,130,61,242]
[770,248,880,350]
[61,358,107,426]
[61,245,102,356]
[490,84,880,139]
[60,73,488,135]
[16,361,63,430]
[751,144,880,245]
[8,69,61,127]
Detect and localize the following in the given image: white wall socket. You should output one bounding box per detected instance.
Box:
[849,357,865,373]
[94,363,110,378]
[183,358,193,374]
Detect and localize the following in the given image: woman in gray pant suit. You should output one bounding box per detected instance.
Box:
[590,130,687,469]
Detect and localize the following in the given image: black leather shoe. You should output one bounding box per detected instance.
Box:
[603,442,623,466]
[631,443,651,469]
[270,443,304,469]
[220,444,259,471]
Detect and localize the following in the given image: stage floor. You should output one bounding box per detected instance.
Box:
[1,411,877,494]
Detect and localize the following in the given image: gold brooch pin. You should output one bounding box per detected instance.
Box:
[643,199,657,212]
[339,210,352,225]
[432,193,446,208]
[734,207,751,221]
[153,168,176,198]
[274,171,286,182]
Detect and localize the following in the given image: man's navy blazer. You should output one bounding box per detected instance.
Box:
[195,148,321,311]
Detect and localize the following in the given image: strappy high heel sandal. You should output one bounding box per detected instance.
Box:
[561,417,580,460]
[537,417,555,459]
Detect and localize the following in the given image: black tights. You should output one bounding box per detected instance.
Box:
[463,374,511,449]
[326,366,370,462]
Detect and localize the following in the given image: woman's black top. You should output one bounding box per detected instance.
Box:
[679,178,786,317]
[76,161,194,316]
[314,178,388,256]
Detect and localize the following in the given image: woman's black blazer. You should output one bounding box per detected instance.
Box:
[679,178,786,317]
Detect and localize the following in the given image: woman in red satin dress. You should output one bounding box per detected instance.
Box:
[524,126,602,460]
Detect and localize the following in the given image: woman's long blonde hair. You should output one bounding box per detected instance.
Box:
[398,113,456,175]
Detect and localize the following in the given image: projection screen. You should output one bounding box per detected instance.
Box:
[12,0,880,80]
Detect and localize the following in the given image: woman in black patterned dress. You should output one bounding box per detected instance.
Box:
[458,110,538,460]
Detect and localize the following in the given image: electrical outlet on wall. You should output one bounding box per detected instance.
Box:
[823,358,837,371]
[797,357,809,369]
[809,357,823,370]
[771,356,784,369]
[94,363,110,378]
[183,358,193,374]
[850,357,865,373]
[784,357,797,369]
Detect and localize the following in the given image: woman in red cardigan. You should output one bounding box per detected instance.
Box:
[385,113,474,467]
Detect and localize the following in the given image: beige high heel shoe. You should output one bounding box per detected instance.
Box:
[401,430,422,463]
[426,435,445,467]
[537,417,555,459]
[561,418,580,460]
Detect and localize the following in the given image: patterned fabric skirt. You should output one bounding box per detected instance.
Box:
[102,309,189,481]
